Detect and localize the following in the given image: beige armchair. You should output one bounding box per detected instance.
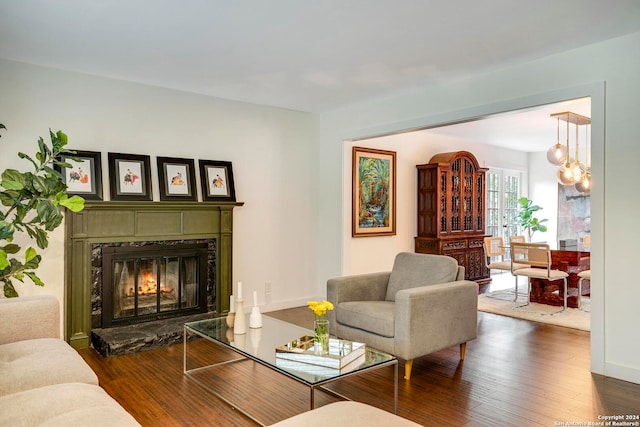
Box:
[326,252,478,380]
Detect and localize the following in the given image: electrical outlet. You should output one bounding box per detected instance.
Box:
[265,282,272,293]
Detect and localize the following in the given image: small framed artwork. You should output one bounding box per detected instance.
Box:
[107,152,152,201]
[157,156,197,201]
[352,146,396,237]
[57,150,103,200]
[198,160,236,202]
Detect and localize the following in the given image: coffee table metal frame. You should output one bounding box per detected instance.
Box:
[183,315,398,426]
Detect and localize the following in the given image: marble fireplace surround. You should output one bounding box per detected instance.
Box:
[64,201,242,350]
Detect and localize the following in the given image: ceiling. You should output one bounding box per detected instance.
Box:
[421,97,592,152]
[1,1,638,151]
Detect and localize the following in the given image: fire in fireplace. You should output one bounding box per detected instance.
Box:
[99,241,211,328]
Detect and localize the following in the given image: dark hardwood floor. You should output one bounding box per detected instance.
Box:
[80,303,640,426]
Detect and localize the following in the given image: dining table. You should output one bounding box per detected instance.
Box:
[528,249,590,308]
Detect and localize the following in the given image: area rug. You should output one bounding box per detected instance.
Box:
[478,289,590,331]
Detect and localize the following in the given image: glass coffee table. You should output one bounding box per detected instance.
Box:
[184,314,397,426]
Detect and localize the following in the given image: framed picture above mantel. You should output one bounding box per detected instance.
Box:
[107,152,152,201]
[199,160,236,202]
[352,146,396,237]
[157,156,197,201]
[57,150,103,200]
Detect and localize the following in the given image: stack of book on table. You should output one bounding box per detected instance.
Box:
[275,335,366,376]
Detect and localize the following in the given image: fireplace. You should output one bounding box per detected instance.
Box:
[97,241,212,328]
[64,201,242,351]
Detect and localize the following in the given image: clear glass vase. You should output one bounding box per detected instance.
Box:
[314,318,329,355]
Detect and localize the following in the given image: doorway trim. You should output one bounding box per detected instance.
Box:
[341,82,605,375]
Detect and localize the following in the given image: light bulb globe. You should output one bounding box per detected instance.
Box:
[557,163,576,186]
[575,173,591,195]
[570,162,584,182]
[546,144,567,166]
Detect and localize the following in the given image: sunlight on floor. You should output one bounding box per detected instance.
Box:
[486,271,518,293]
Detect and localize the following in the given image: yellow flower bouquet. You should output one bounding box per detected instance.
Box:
[307,300,334,318]
[307,300,334,354]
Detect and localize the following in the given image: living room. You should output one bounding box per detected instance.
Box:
[1,2,640,425]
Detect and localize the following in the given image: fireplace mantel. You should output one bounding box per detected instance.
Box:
[64,201,243,349]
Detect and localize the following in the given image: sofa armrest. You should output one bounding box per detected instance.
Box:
[326,272,390,325]
[393,280,478,359]
[0,295,60,345]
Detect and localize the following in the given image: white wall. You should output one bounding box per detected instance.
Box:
[528,151,559,245]
[0,58,318,315]
[317,32,640,385]
[343,131,527,275]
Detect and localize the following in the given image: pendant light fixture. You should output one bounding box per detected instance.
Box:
[556,113,576,185]
[552,111,591,187]
[575,123,591,194]
[546,117,567,165]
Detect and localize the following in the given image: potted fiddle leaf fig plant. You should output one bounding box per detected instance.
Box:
[0,122,85,297]
[516,196,548,242]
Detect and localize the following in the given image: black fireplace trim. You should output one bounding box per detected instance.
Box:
[91,239,217,329]
[101,243,209,328]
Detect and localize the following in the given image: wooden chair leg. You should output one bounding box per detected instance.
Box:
[404,359,413,380]
[460,342,467,361]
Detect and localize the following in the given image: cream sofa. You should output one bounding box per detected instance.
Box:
[269,401,421,426]
[0,295,140,426]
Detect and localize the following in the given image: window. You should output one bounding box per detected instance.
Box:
[486,168,523,259]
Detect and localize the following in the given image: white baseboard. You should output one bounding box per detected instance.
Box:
[604,362,640,385]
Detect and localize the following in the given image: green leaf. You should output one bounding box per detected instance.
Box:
[0,221,15,240]
[3,281,19,298]
[43,166,63,180]
[54,160,74,169]
[55,130,68,150]
[18,152,39,170]
[0,248,8,270]
[35,228,48,249]
[59,195,85,212]
[25,247,37,262]
[1,169,26,190]
[38,136,50,162]
[2,244,20,254]
[34,201,63,231]
[25,271,45,287]
[24,253,41,270]
[31,175,49,194]
[0,192,16,207]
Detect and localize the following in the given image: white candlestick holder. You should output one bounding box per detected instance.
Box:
[234,298,246,334]
[249,305,262,328]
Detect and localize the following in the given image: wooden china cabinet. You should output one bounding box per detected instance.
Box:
[415,151,491,285]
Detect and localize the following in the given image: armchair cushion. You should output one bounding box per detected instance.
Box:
[335,301,395,338]
[385,252,460,301]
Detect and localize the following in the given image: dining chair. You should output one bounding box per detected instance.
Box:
[509,235,527,262]
[510,242,569,314]
[577,235,591,310]
[483,237,528,300]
